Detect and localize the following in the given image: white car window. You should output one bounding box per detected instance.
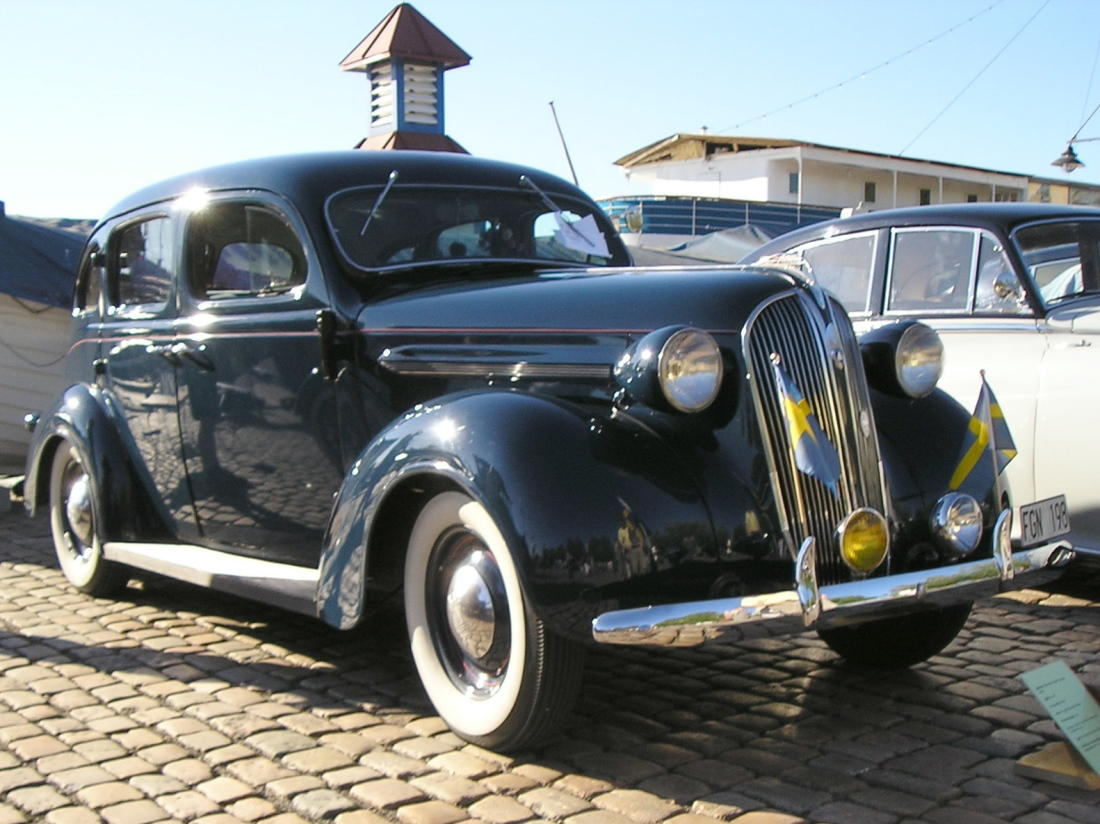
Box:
[887,229,975,313]
[1015,220,1100,307]
[974,234,1030,315]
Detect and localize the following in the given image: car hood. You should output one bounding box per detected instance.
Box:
[355,265,798,338]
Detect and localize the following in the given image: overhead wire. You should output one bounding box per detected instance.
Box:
[898,0,1050,155]
[719,0,1007,133]
[1079,36,1100,126]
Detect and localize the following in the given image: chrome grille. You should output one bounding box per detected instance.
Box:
[744,289,889,584]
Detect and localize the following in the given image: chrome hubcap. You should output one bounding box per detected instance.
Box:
[65,473,95,550]
[445,561,496,661]
[429,529,511,697]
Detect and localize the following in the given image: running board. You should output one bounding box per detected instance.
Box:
[103,541,318,616]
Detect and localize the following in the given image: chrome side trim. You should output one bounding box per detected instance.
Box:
[591,540,1074,647]
[379,358,611,380]
[103,541,318,616]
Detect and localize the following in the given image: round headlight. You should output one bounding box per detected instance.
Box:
[895,323,944,398]
[932,492,983,557]
[837,508,889,573]
[658,328,724,413]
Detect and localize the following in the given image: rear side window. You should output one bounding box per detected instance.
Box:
[112,217,174,308]
[186,201,306,299]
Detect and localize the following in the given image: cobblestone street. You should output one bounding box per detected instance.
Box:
[1,507,1098,824]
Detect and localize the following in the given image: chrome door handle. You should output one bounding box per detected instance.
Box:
[145,342,181,364]
[179,343,214,371]
[145,341,214,370]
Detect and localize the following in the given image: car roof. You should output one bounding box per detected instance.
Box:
[103,151,588,223]
[747,202,1100,259]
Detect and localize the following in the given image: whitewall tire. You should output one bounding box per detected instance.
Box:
[48,442,126,595]
[404,491,583,750]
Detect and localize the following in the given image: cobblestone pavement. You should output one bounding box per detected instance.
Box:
[1,508,1098,824]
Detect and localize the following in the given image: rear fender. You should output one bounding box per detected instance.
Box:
[316,390,714,637]
[25,383,171,542]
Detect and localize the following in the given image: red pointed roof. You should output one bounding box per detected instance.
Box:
[340,3,471,72]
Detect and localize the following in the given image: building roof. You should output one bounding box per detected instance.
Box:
[0,203,83,308]
[614,133,1025,180]
[354,132,467,153]
[340,3,471,71]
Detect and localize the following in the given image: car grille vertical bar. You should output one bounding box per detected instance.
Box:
[744,289,889,585]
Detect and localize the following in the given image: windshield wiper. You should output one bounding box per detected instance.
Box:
[359,170,399,236]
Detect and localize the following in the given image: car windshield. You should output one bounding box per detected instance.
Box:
[1014,220,1100,307]
[326,184,626,273]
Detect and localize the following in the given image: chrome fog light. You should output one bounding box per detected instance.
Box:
[837,508,889,573]
[932,492,983,557]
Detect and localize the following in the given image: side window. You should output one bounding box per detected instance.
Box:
[112,217,174,308]
[974,235,1029,315]
[887,229,975,313]
[791,233,876,314]
[187,201,306,298]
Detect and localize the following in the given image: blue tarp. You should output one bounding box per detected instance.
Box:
[0,212,85,308]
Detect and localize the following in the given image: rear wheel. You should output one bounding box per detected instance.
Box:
[48,442,127,595]
[817,603,972,668]
[404,491,584,751]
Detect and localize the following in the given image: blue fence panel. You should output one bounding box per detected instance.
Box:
[599,196,841,239]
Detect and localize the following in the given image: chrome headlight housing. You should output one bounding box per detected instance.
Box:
[932,492,983,557]
[615,326,723,413]
[895,323,944,398]
[860,321,944,399]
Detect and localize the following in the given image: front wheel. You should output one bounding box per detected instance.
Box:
[817,603,972,668]
[48,442,127,596]
[404,491,584,751]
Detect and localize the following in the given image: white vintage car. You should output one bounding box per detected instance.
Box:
[744,203,1092,558]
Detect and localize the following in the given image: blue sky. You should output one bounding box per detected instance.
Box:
[2,0,1098,219]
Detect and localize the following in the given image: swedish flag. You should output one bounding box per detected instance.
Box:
[949,373,1017,493]
[771,356,841,494]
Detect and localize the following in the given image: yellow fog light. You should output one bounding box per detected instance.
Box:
[838,508,889,573]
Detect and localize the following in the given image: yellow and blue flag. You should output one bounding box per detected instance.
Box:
[771,356,841,494]
[949,373,1017,493]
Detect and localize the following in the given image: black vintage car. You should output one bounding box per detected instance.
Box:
[24,152,1072,751]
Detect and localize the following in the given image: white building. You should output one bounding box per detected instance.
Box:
[615,134,1039,209]
[605,134,1100,250]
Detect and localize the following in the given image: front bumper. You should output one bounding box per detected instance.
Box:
[592,511,1074,647]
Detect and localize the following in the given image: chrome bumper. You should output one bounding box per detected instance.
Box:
[592,511,1074,647]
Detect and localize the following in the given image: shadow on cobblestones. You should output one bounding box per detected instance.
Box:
[2,508,1099,824]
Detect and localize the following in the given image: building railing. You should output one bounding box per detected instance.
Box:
[599,195,841,238]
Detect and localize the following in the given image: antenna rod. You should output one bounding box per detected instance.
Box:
[548,101,579,186]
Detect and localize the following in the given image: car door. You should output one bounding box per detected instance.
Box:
[100,212,198,535]
[882,227,1043,507]
[1015,218,1100,551]
[173,194,342,567]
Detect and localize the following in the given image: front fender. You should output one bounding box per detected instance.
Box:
[316,390,716,638]
[25,383,170,542]
[871,386,1000,542]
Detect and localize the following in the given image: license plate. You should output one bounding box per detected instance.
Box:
[1019,495,1071,547]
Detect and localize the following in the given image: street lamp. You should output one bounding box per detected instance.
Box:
[1052,143,1085,173]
